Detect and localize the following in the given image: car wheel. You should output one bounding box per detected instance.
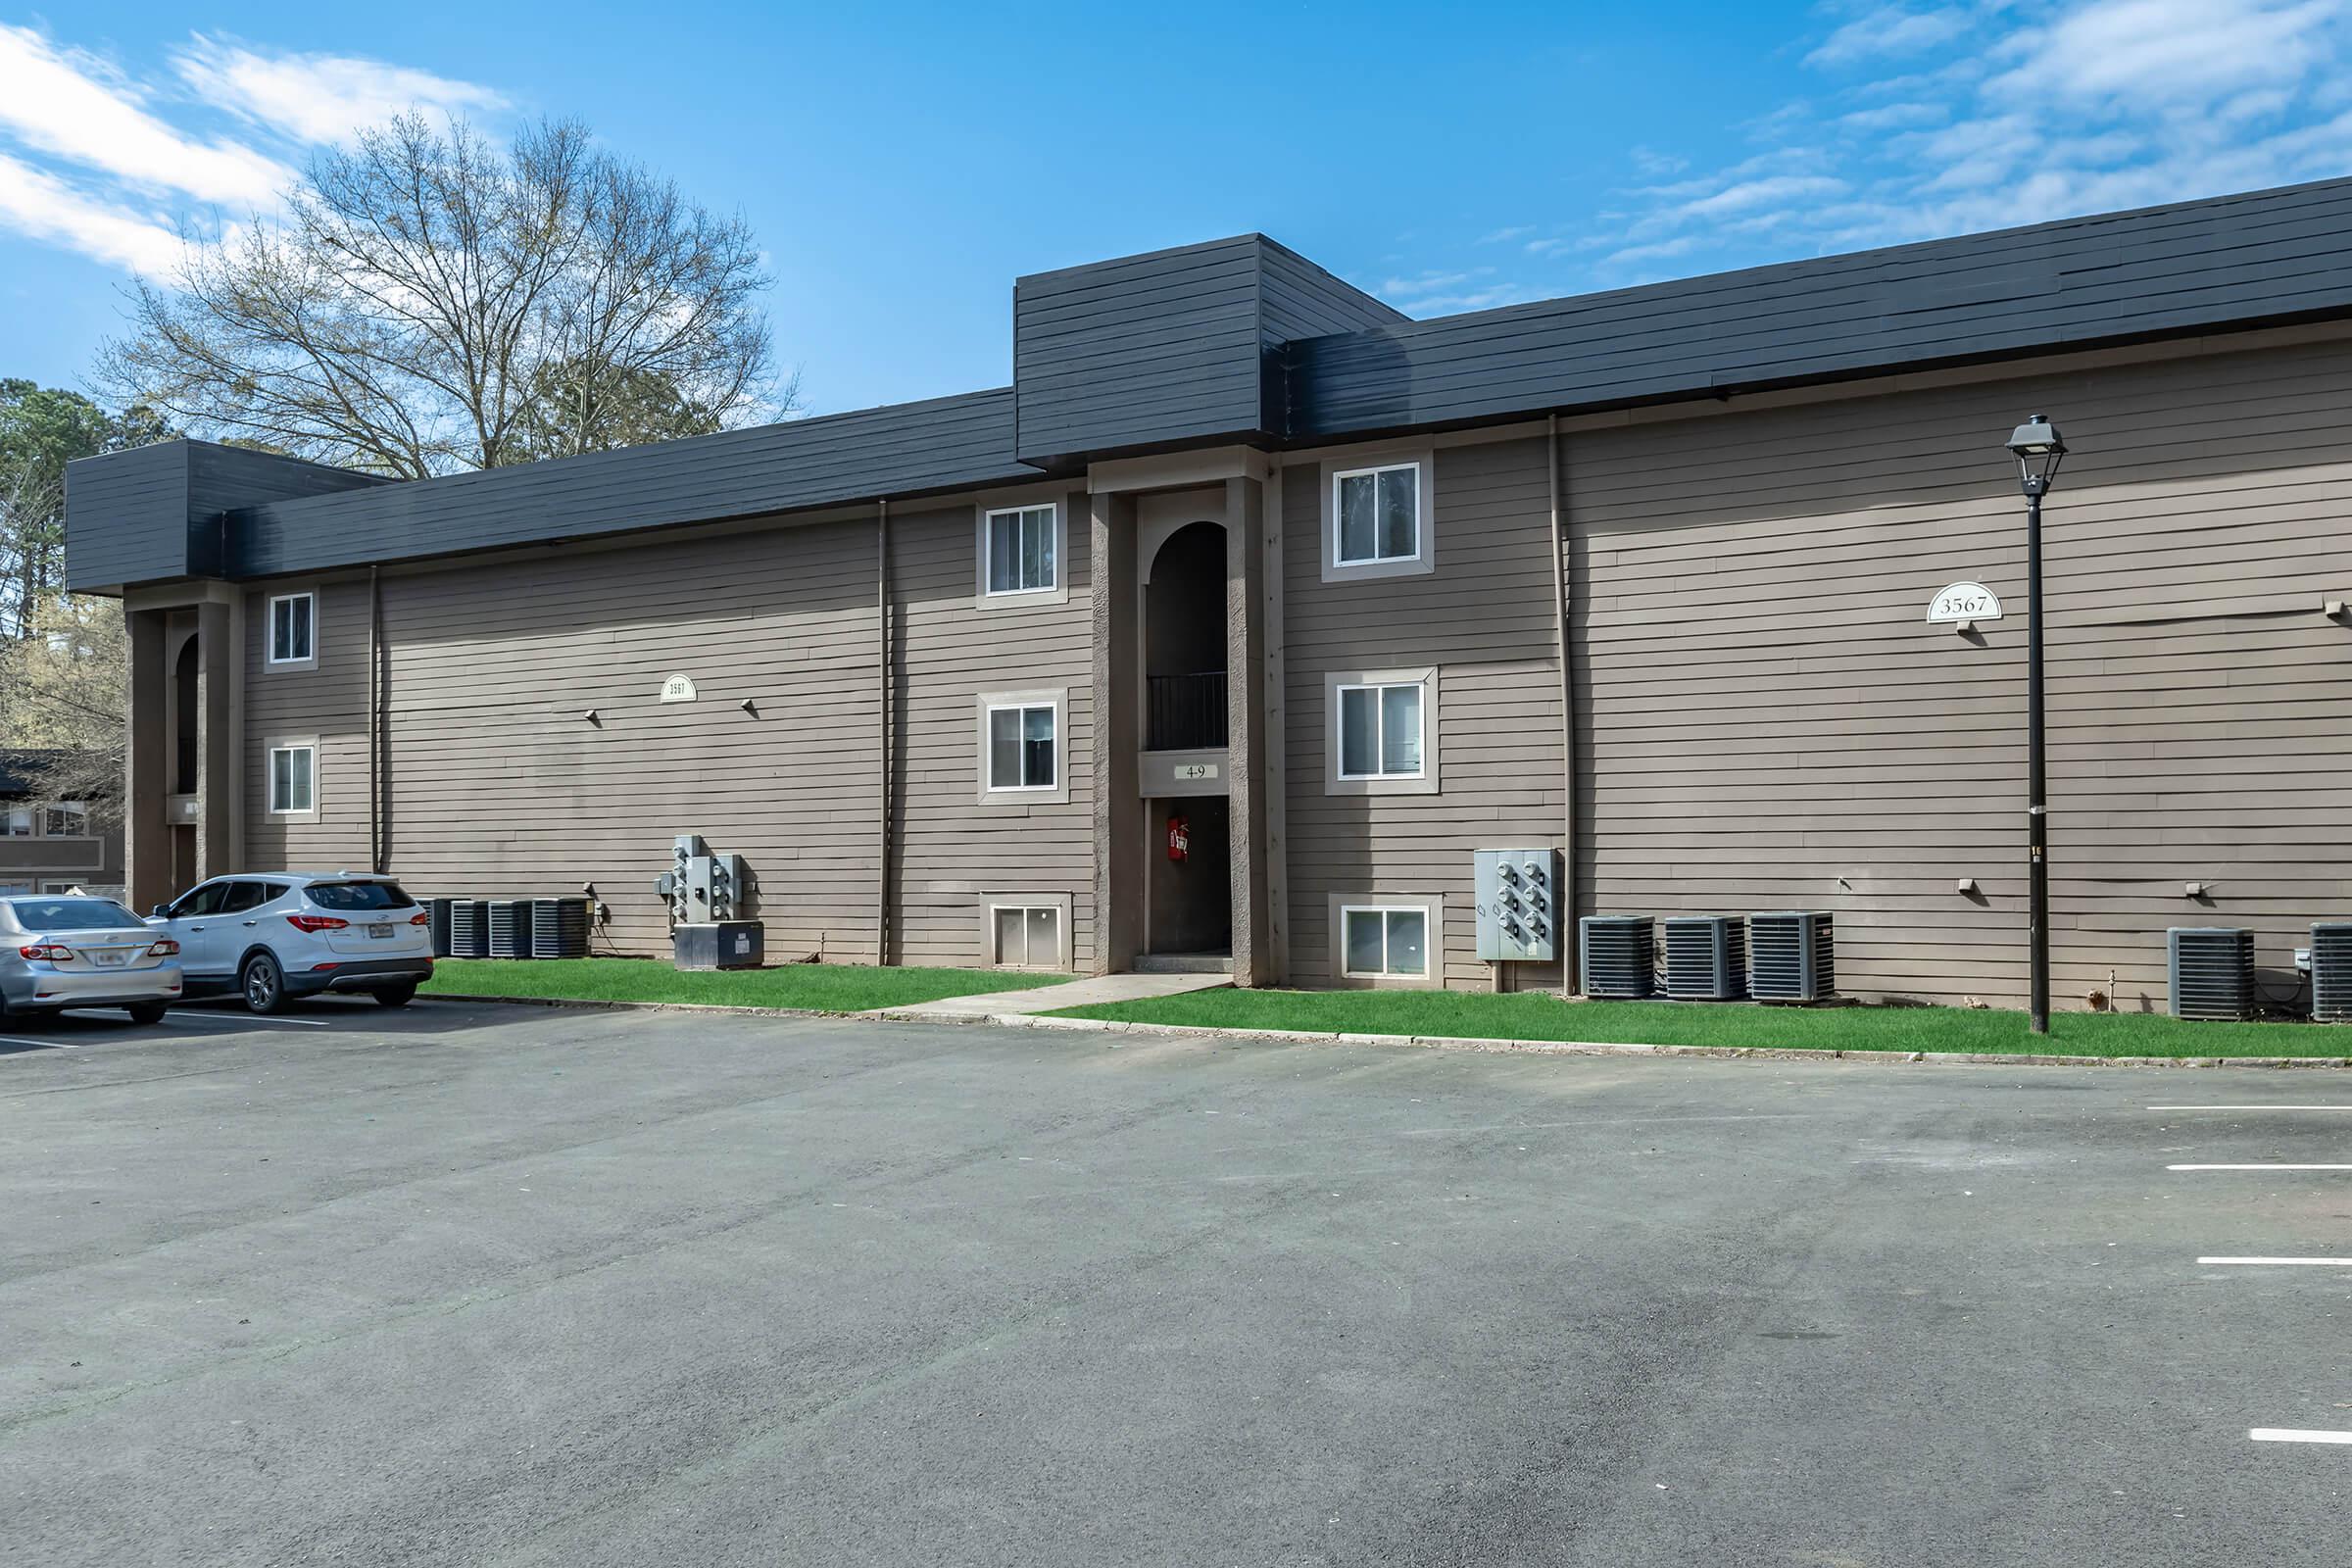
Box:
[124,1003,169,1026]
[241,953,289,1015]
[371,984,416,1009]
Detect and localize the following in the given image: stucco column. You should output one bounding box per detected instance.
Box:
[1090,490,1140,975]
[123,607,170,912]
[1224,475,1271,987]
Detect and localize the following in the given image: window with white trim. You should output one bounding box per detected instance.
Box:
[984,504,1058,596]
[41,802,87,837]
[1341,905,1430,979]
[269,744,315,814]
[990,903,1062,969]
[1337,681,1424,780]
[1332,461,1421,566]
[986,702,1057,792]
[1,805,29,837]
[269,592,315,665]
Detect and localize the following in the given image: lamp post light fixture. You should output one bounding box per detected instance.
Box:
[2006,414,2068,1034]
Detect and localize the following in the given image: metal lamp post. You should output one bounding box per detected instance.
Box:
[2006,414,2067,1034]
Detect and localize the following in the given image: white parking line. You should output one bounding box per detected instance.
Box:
[2169,1164,2352,1172]
[2149,1105,2352,1112]
[0,1037,66,1049]
[166,1011,329,1029]
[2200,1257,2352,1266]
[2250,1429,2352,1445]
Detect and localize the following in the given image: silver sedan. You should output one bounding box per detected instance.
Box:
[0,895,184,1025]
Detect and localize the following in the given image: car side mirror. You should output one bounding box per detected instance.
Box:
[150,904,169,919]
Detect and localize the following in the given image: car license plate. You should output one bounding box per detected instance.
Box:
[368,923,393,940]
[92,950,125,966]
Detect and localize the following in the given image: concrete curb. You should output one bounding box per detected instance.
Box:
[425,992,854,1020]
[428,992,2352,1070]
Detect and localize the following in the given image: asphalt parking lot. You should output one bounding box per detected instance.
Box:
[3,1001,2347,1567]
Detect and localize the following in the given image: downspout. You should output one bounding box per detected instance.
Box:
[368,564,384,874]
[1547,415,1580,994]
[876,498,891,966]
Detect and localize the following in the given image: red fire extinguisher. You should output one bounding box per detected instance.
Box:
[1166,811,1191,862]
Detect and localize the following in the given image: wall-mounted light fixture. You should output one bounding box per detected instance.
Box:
[582,708,601,725]
[740,698,759,715]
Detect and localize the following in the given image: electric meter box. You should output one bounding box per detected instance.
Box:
[673,920,764,971]
[1475,848,1562,962]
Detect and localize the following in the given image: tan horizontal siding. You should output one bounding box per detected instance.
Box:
[887,494,1096,970]
[1573,333,2352,1009]
[240,496,1097,970]
[1281,437,1568,988]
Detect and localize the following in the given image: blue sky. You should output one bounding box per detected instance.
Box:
[6,1,2352,420]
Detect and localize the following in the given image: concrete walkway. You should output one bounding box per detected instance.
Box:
[874,969,1230,1019]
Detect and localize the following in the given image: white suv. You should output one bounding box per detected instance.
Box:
[147,873,434,1014]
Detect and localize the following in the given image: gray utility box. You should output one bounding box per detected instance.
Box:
[1474,848,1562,962]
[673,920,764,971]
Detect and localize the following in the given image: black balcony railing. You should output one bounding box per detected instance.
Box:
[1147,670,1228,752]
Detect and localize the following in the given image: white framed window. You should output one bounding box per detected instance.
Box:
[1321,453,1435,582]
[984,504,1058,596]
[1333,463,1420,565]
[269,592,317,667]
[1326,666,1439,796]
[268,743,316,814]
[976,688,1069,805]
[988,704,1056,790]
[1337,682,1424,780]
[986,900,1066,970]
[1,805,30,837]
[41,802,88,837]
[1341,905,1431,979]
[1326,892,1445,986]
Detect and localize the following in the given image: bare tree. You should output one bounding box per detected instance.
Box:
[99,116,782,478]
[0,595,127,830]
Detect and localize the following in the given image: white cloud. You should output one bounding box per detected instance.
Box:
[0,24,291,206]
[172,35,507,145]
[1807,5,1974,68]
[0,23,511,276]
[1440,0,2352,303]
[1985,0,2346,110]
[0,152,182,276]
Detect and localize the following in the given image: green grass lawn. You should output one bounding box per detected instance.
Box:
[1050,987,2352,1059]
[421,957,1049,1012]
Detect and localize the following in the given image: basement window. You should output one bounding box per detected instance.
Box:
[269,744,316,815]
[988,902,1064,970]
[1341,905,1431,980]
[269,592,316,667]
